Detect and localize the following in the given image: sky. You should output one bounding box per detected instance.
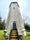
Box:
[0,0,30,24]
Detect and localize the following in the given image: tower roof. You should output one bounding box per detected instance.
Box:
[9,2,19,8]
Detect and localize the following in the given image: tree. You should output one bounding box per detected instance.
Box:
[0,16,5,30]
[0,16,2,23]
[24,23,30,30]
[2,20,6,30]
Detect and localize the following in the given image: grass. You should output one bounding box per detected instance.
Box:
[0,30,30,40]
[26,32,30,35]
[23,32,30,40]
[23,36,30,40]
[0,30,4,40]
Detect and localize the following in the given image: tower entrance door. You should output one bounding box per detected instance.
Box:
[13,21,17,30]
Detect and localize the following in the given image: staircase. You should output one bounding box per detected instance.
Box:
[9,21,19,40]
[9,29,19,40]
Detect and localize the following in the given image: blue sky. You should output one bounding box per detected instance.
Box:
[0,0,30,24]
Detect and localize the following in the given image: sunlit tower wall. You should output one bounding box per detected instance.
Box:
[5,2,26,39]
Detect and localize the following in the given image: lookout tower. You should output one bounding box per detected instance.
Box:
[4,2,26,40]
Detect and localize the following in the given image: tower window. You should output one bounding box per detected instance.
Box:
[13,7,15,9]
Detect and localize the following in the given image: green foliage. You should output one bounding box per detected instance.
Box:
[0,17,5,30]
[24,23,30,30]
[0,22,5,30]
